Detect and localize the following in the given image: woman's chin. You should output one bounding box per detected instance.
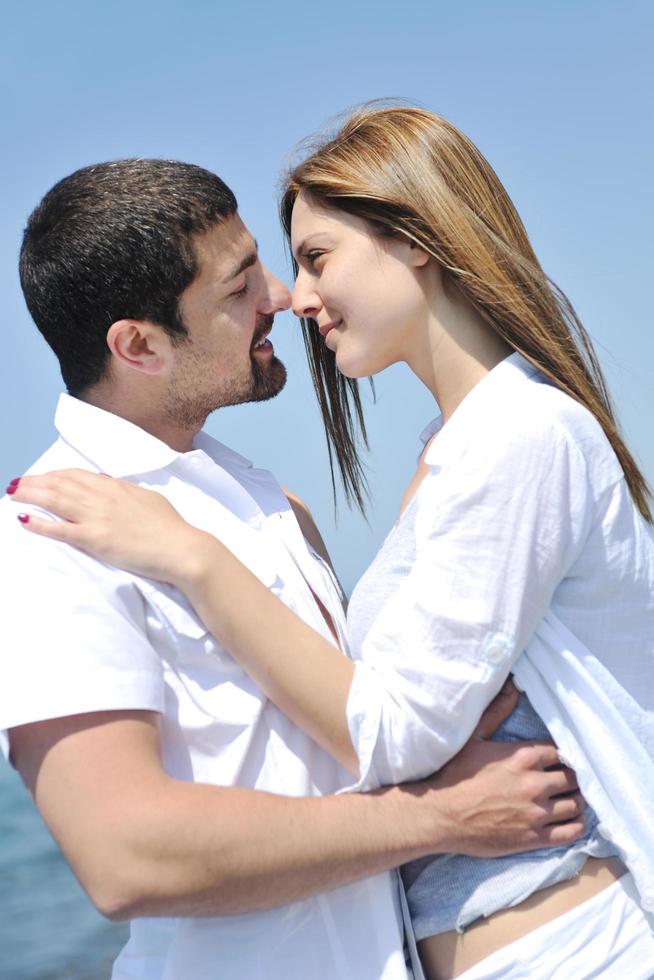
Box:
[335,349,390,381]
[336,364,365,380]
[334,348,373,379]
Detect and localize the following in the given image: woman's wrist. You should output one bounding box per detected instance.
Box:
[169,528,223,594]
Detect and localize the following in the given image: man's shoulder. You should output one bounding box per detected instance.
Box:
[0,438,125,585]
[0,436,97,536]
[280,487,335,571]
[4,435,95,490]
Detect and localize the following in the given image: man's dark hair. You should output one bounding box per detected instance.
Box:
[19,159,238,394]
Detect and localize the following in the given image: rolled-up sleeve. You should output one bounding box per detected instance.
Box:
[0,514,165,759]
[345,417,597,791]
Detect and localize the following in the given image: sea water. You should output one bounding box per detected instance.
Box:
[0,759,128,979]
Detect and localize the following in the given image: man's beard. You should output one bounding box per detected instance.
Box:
[249,352,288,403]
[163,349,287,430]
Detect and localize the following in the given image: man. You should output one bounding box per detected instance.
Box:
[0,160,581,979]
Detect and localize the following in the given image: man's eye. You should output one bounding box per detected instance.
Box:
[232,283,249,298]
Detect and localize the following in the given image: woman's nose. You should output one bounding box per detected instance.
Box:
[292,272,321,319]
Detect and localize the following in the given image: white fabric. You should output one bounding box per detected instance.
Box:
[512,616,654,915]
[398,871,427,980]
[344,353,654,912]
[0,394,406,980]
[456,872,654,979]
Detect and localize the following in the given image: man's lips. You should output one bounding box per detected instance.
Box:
[251,316,274,350]
[251,332,273,354]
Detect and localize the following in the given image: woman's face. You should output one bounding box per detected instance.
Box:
[290,191,433,378]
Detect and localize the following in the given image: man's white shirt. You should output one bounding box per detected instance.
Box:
[0,394,407,980]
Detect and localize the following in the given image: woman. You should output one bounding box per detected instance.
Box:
[9,106,654,978]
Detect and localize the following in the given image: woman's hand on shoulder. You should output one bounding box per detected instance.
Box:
[7,470,212,585]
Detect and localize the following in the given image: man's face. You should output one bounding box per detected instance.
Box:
[164,214,291,428]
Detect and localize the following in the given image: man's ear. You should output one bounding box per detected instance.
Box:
[106,319,171,376]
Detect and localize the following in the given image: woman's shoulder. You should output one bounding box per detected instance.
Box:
[521,375,604,436]
[483,373,618,462]
[433,373,625,499]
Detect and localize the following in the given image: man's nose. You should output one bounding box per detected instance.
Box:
[292,271,321,320]
[259,266,291,314]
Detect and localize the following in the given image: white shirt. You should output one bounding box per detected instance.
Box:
[0,394,406,980]
[346,353,654,911]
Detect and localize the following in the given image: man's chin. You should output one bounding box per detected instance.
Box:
[249,356,287,403]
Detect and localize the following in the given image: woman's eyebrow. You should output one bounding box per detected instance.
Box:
[293,234,328,260]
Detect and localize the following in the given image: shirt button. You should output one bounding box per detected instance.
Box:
[485,638,507,664]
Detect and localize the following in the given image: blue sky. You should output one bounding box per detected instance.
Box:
[2,0,652,592]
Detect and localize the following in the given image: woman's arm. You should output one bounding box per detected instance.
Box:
[179,525,358,772]
[9,470,359,771]
[9,414,591,791]
[342,418,597,789]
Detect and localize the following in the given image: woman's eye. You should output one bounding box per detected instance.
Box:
[306,250,325,267]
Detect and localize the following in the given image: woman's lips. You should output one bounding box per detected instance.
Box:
[318,320,341,341]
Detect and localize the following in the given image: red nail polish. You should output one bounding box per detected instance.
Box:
[17,513,30,524]
[9,478,20,486]
[6,485,17,495]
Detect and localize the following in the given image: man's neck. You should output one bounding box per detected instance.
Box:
[79,384,200,454]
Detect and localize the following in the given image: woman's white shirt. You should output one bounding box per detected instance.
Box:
[344,353,654,910]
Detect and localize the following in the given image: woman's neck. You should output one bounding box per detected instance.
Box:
[406,285,513,421]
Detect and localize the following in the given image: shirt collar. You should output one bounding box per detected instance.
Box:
[54,393,253,478]
[192,429,253,472]
[421,352,542,466]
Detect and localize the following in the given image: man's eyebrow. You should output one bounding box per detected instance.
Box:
[222,240,259,283]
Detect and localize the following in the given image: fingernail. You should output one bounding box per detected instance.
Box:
[9,478,20,487]
[17,513,30,524]
[6,485,17,495]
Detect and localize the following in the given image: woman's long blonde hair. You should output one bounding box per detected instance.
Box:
[280,105,652,521]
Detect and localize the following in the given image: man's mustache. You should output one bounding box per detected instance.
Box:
[252,314,275,346]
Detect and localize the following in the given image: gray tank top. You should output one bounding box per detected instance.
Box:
[347,494,615,939]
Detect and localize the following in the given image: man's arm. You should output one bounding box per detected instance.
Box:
[282,488,336,573]
[9,697,583,921]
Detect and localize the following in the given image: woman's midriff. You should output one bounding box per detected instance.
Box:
[417,855,626,980]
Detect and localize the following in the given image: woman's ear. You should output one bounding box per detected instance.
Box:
[408,241,431,268]
[106,319,170,376]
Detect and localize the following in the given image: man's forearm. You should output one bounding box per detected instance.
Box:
[14,706,583,922]
[13,711,440,920]
[103,779,440,919]
[74,750,583,922]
